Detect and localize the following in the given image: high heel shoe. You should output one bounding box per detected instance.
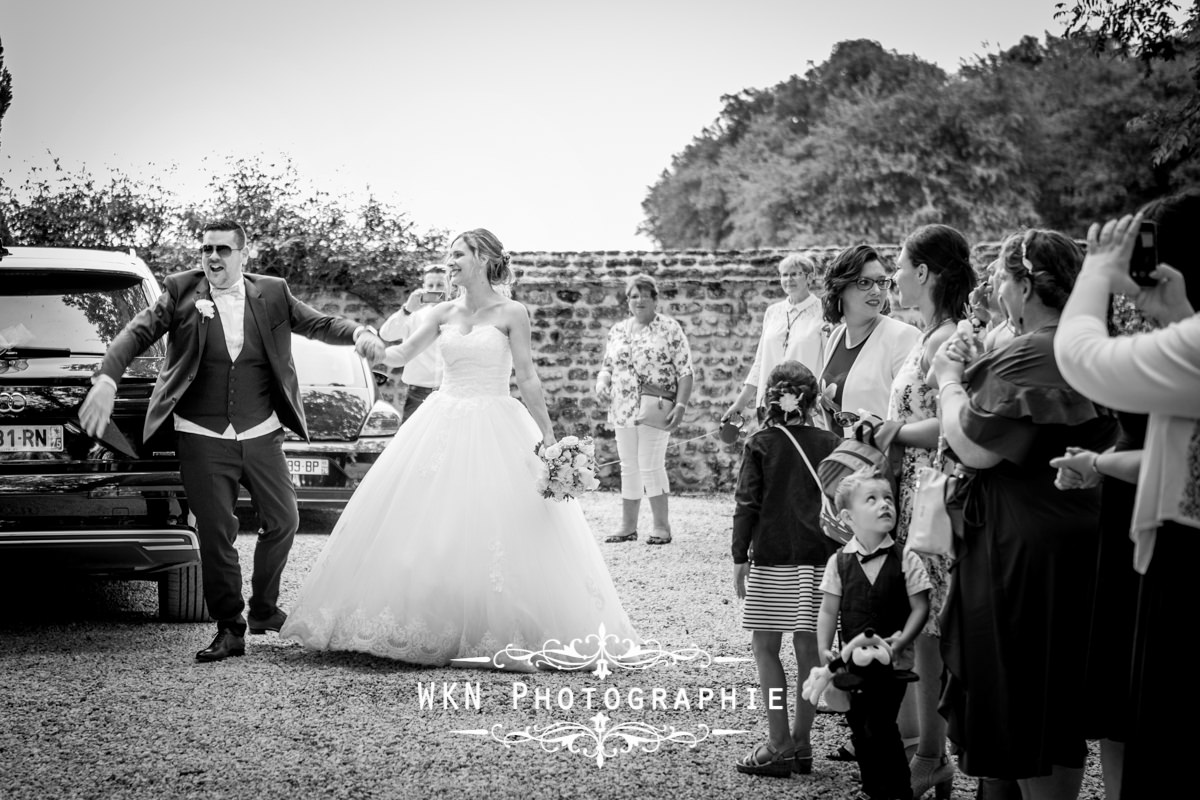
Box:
[910,753,954,799]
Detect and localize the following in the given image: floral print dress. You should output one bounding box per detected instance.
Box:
[601,315,694,427]
[887,338,949,637]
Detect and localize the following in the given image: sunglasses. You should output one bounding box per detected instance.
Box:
[852,277,894,292]
[199,245,242,258]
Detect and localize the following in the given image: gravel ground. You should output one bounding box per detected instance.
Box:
[0,492,1105,799]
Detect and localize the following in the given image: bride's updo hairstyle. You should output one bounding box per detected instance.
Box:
[455,228,514,286]
[762,360,819,428]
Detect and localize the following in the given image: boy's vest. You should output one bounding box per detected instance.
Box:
[836,548,910,641]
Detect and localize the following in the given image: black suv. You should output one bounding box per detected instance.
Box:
[0,246,205,620]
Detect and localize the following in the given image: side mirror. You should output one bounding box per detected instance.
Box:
[373,371,391,387]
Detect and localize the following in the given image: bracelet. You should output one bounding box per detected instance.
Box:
[1090,453,1103,478]
[939,381,964,395]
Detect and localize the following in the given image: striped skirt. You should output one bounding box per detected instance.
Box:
[742,564,824,633]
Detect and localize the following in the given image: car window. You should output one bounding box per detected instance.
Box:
[0,270,164,355]
[291,338,366,387]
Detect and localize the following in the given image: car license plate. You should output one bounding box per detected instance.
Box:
[287,457,329,476]
[0,425,64,452]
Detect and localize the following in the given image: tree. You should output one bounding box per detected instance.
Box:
[0,154,447,311]
[0,36,15,244]
[1056,0,1200,164]
[0,36,12,152]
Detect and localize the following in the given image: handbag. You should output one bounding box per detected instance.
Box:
[777,426,854,546]
[907,437,974,557]
[636,382,675,430]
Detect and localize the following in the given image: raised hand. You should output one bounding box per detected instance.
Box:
[1081,213,1143,296]
[1135,263,1194,325]
[79,378,116,438]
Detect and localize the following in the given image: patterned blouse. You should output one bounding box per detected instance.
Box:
[601,314,695,427]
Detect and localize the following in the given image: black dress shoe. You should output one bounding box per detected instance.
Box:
[247,609,288,634]
[195,629,246,662]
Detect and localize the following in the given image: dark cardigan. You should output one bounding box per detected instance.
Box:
[732,424,842,566]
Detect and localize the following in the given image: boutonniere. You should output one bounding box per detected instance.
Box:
[196,299,215,321]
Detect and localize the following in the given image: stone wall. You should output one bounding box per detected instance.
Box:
[303,243,1000,493]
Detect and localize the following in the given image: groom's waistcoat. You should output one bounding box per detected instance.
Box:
[174,305,274,435]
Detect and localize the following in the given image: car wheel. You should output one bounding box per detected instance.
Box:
[158,562,210,622]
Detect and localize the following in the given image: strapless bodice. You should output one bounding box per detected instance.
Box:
[437,325,513,398]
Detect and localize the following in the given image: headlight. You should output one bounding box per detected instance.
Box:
[359,400,402,437]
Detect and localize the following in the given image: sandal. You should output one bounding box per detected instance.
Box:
[604,531,637,543]
[646,535,672,545]
[735,741,795,778]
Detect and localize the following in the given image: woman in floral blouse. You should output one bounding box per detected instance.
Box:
[595,274,694,545]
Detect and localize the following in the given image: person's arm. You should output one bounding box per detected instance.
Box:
[888,590,930,656]
[382,307,442,368]
[81,282,178,437]
[1051,446,1143,487]
[731,441,762,567]
[595,327,618,401]
[1057,214,1200,416]
[725,382,758,423]
[730,312,770,419]
[665,323,695,429]
[937,384,1004,469]
[666,373,693,430]
[506,303,556,446]
[816,591,841,665]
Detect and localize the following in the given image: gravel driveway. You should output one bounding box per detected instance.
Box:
[0,492,1103,799]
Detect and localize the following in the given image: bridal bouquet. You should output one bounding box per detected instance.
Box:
[534,435,600,501]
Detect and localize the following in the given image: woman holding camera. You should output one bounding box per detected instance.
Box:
[1051,194,1200,800]
[596,274,694,545]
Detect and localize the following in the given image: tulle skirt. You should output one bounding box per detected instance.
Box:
[281,389,639,667]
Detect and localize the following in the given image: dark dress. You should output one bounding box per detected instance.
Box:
[939,327,1118,780]
[1082,411,1145,744]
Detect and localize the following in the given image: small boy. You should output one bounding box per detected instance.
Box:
[817,468,931,800]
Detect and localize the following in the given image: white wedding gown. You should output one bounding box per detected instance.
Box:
[281,324,638,666]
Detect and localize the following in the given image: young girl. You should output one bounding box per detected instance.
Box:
[732,360,843,777]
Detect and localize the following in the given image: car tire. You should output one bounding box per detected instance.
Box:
[158,562,210,622]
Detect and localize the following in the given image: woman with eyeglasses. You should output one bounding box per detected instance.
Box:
[817,245,920,433]
[886,224,977,799]
[723,253,825,427]
[931,230,1118,799]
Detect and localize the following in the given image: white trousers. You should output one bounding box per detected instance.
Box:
[614,425,671,499]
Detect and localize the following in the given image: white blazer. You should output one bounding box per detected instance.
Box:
[820,314,920,420]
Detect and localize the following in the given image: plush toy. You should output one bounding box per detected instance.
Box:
[834,628,918,692]
[801,663,850,712]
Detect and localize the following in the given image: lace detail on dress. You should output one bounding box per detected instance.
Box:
[285,606,461,665]
[438,325,514,399]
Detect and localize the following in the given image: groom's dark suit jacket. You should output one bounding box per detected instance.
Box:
[98,269,359,442]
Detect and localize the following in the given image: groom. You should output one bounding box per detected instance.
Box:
[80,219,386,662]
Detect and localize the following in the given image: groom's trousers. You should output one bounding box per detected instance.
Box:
[178,429,299,633]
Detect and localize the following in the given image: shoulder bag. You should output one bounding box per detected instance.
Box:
[777,426,854,546]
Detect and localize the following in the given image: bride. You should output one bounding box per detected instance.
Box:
[281,229,639,667]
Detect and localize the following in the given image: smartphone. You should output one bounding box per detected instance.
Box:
[1129,220,1158,287]
[420,291,445,303]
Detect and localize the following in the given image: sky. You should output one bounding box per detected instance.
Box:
[2,0,1073,252]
